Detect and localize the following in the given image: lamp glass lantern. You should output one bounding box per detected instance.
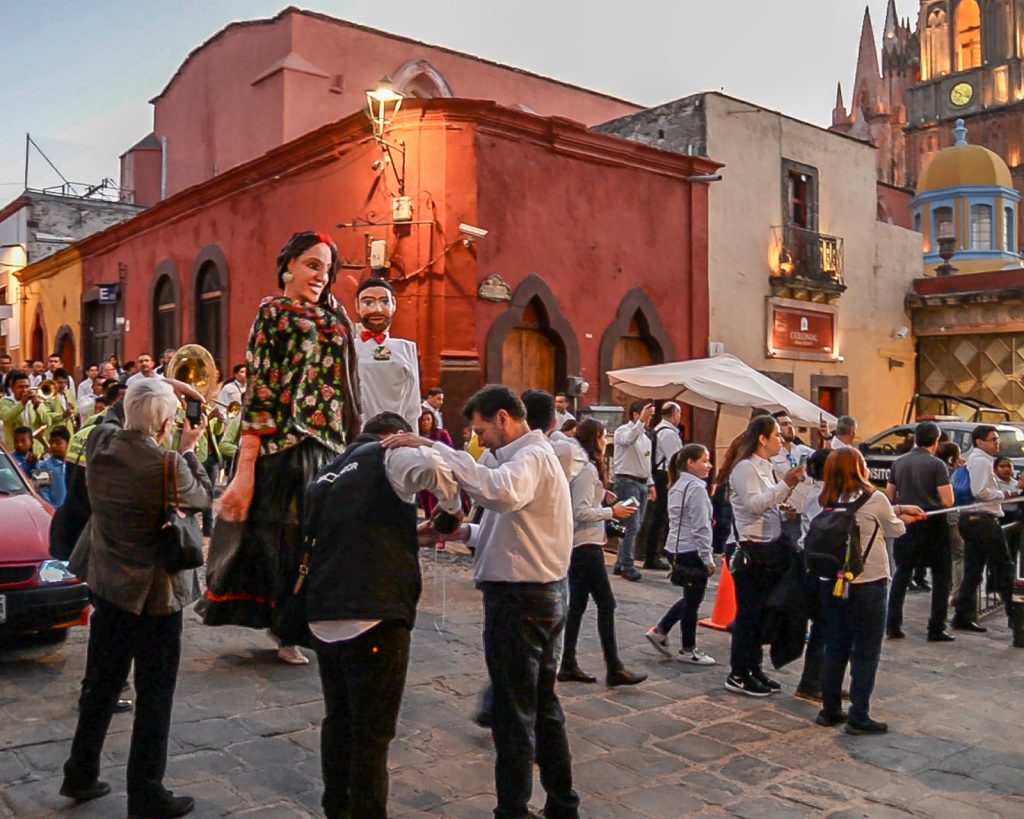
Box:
[366,77,404,139]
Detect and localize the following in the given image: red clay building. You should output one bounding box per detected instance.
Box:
[79,99,718,428]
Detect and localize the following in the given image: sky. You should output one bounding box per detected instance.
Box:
[0,0,908,196]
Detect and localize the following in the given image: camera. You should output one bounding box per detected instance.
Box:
[605,519,627,539]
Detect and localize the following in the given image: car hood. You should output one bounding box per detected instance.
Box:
[0,493,54,563]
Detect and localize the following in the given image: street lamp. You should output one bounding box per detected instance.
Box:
[365,77,408,200]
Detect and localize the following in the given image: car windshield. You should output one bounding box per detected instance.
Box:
[862,429,916,456]
[0,452,30,496]
[997,429,1024,458]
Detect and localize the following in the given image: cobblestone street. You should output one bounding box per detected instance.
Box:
[2,549,1023,818]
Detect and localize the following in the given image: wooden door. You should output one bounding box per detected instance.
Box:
[502,328,555,395]
[611,336,654,408]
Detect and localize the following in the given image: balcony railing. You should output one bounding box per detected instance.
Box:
[771,225,845,292]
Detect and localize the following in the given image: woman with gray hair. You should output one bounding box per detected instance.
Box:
[60,378,211,819]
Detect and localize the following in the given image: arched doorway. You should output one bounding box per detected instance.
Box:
[485,274,579,396]
[153,274,179,356]
[54,326,76,374]
[195,262,223,365]
[30,306,46,362]
[599,288,675,405]
[501,299,557,394]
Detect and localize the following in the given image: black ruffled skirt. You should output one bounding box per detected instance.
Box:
[199,437,333,635]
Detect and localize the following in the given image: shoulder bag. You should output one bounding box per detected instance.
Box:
[159,451,205,573]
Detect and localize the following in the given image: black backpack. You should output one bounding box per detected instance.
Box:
[804,492,879,581]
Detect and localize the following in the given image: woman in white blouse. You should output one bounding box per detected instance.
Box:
[645,444,717,665]
[724,415,805,697]
[558,419,647,687]
[814,448,923,735]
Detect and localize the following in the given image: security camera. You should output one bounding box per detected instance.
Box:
[459,223,488,239]
[892,326,909,339]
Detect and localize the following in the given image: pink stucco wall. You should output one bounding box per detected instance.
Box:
[145,9,642,198]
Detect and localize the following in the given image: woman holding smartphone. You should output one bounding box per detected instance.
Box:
[645,444,717,665]
[558,418,647,687]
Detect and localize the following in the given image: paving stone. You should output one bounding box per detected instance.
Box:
[225,765,316,800]
[768,775,857,810]
[601,747,683,778]
[234,706,318,738]
[699,720,771,744]
[570,758,646,796]
[164,749,246,786]
[827,805,914,818]
[615,709,695,739]
[617,783,705,817]
[741,706,813,733]
[676,771,745,805]
[573,720,648,750]
[228,737,308,769]
[843,742,933,774]
[973,764,1024,795]
[654,733,734,762]
[605,688,675,712]
[10,742,66,774]
[718,754,788,785]
[388,769,452,811]
[0,750,28,784]
[562,696,634,722]
[171,717,251,750]
[729,795,820,818]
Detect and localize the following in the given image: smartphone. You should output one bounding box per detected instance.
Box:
[185,398,203,429]
[621,497,639,508]
[799,454,808,467]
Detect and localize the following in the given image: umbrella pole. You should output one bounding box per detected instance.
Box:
[711,402,722,464]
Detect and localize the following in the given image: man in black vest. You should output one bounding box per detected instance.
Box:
[305,412,461,819]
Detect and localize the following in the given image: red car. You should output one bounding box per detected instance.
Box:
[0,444,89,641]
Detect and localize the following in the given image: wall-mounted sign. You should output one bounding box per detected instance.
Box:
[97,284,120,304]
[478,274,512,303]
[766,297,837,362]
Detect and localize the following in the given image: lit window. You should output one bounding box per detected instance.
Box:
[933,205,954,241]
[955,0,982,72]
[970,203,993,250]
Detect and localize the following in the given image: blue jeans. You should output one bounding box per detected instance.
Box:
[481,581,579,819]
[613,477,647,572]
[820,579,888,724]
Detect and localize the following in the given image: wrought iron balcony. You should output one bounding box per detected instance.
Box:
[770,225,846,301]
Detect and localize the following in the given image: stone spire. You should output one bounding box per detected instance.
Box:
[883,0,899,51]
[851,6,882,117]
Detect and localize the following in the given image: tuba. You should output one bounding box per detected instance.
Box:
[166,344,241,419]
[36,380,58,399]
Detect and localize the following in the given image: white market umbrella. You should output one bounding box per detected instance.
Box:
[606,354,837,429]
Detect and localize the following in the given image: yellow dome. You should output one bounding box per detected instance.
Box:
[918,122,1013,194]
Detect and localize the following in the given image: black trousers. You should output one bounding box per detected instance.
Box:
[657,551,709,650]
[481,581,579,819]
[887,515,951,635]
[728,543,781,676]
[313,622,411,819]
[562,544,622,672]
[641,470,670,565]
[956,514,1014,622]
[63,596,182,811]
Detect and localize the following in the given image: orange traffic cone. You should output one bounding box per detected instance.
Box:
[699,560,736,632]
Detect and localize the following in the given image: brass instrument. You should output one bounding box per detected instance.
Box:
[35,380,57,400]
[166,344,242,461]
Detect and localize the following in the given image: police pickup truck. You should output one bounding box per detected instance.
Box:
[860,421,1024,487]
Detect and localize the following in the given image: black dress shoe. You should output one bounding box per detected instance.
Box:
[606,668,647,687]
[814,709,848,727]
[557,665,597,683]
[128,793,195,819]
[951,619,987,633]
[644,559,671,571]
[926,631,955,642]
[845,718,888,735]
[612,566,622,576]
[886,627,905,639]
[620,569,642,582]
[59,779,111,803]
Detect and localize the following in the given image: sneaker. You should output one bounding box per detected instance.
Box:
[276,645,309,665]
[751,668,782,692]
[724,672,772,697]
[814,709,848,727]
[645,627,671,657]
[678,647,716,665]
[845,718,888,735]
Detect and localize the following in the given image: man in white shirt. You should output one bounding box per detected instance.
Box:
[611,400,656,581]
[769,412,816,546]
[126,354,159,386]
[217,364,247,409]
[28,360,46,389]
[554,392,576,431]
[45,354,75,395]
[421,387,444,430]
[952,424,1022,633]
[385,385,580,819]
[353,278,421,429]
[305,412,461,819]
[522,390,586,482]
[642,402,683,570]
[76,364,99,405]
[830,415,857,450]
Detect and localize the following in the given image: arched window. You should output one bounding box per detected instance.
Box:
[924,7,950,80]
[1005,206,1016,252]
[913,212,922,233]
[195,262,223,365]
[955,0,982,71]
[153,275,178,356]
[391,60,453,99]
[970,203,993,249]
[933,205,954,241]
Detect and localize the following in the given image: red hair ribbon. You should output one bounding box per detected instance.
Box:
[317,232,335,247]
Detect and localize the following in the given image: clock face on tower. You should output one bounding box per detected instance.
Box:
[950,82,974,107]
